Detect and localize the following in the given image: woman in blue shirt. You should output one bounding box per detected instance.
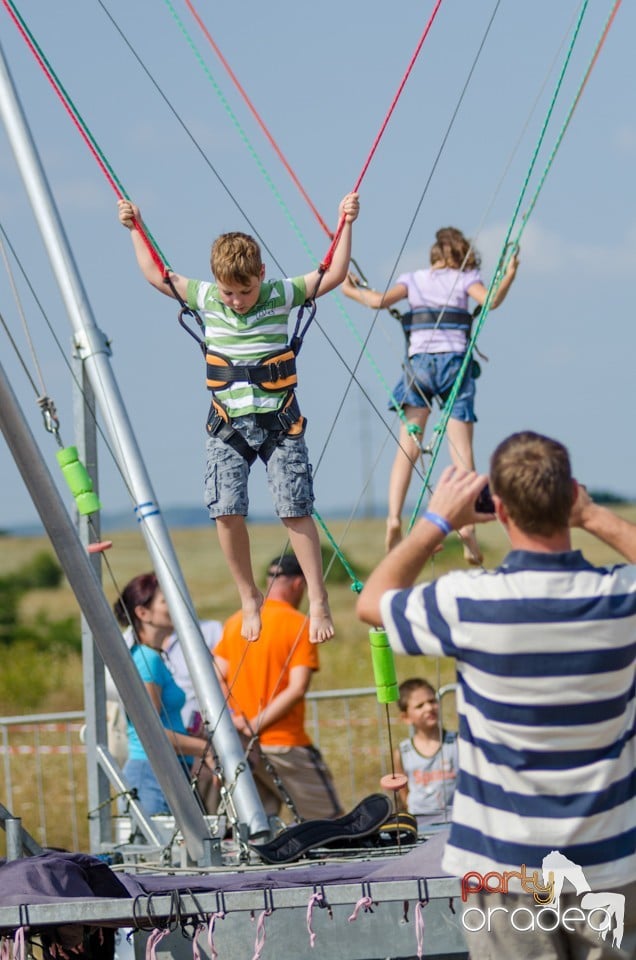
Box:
[114,573,216,817]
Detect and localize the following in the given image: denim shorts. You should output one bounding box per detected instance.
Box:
[204,415,315,519]
[390,352,477,423]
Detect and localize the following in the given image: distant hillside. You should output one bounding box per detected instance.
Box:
[3,505,209,537]
[588,490,632,505]
[3,490,631,537]
[3,502,387,537]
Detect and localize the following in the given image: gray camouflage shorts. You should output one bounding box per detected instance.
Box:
[204,416,314,519]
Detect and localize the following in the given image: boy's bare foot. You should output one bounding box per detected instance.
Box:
[308,598,335,644]
[385,517,402,553]
[460,526,483,566]
[241,592,264,642]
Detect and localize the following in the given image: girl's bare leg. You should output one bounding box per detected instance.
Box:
[446,418,482,565]
[386,406,429,552]
[215,515,263,640]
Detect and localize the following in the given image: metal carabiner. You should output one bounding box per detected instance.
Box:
[178,306,207,356]
[37,395,62,446]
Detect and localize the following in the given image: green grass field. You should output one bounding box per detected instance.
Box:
[0,508,633,851]
[2,509,634,706]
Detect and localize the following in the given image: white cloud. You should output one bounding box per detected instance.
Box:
[476,220,636,275]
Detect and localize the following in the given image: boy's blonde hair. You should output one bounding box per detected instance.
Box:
[430,227,480,271]
[211,232,262,286]
[490,431,574,536]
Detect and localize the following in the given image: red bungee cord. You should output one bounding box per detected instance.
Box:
[4,0,445,291]
[1,0,168,281]
[182,0,333,241]
[181,0,444,274]
[320,0,445,273]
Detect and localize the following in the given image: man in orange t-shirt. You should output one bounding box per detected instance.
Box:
[214,553,342,821]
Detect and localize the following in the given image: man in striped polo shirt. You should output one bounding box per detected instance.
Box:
[358,431,636,958]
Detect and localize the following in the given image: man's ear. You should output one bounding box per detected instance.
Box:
[260,263,266,280]
[493,494,508,525]
[290,575,306,597]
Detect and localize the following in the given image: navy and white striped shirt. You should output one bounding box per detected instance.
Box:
[381,549,636,889]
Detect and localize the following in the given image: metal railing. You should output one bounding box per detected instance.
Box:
[0,711,86,852]
[0,686,457,852]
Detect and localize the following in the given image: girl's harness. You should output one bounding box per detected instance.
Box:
[398,307,473,338]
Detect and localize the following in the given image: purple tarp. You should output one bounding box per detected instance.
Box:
[0,832,450,906]
[0,852,129,906]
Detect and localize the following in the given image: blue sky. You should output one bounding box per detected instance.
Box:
[0,0,634,534]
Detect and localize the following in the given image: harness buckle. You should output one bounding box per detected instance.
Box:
[265,360,282,384]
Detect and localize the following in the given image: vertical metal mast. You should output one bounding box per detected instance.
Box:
[0,40,268,839]
[0,358,211,863]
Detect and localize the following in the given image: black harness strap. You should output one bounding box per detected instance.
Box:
[178,305,207,357]
[208,418,259,466]
[400,307,473,336]
[171,273,315,464]
[206,350,297,391]
[206,392,305,465]
[394,303,483,351]
[207,357,296,386]
[163,272,208,358]
[288,298,317,356]
[204,295,315,464]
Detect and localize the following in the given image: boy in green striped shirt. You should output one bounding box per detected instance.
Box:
[118,193,359,643]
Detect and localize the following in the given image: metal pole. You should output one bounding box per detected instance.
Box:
[95,746,167,849]
[0,39,268,839]
[0,802,41,856]
[5,818,22,861]
[72,354,112,852]
[0,357,213,862]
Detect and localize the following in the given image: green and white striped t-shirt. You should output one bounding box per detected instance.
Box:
[187,276,306,417]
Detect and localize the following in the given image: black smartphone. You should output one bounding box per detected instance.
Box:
[475,483,495,514]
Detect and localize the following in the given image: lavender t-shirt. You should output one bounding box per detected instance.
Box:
[396,266,482,355]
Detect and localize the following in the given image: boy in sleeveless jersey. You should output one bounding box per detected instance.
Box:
[394,677,457,817]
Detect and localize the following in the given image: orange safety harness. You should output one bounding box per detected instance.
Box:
[172,274,315,465]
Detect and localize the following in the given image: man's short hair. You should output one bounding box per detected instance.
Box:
[211,232,262,286]
[267,553,304,579]
[490,431,574,536]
